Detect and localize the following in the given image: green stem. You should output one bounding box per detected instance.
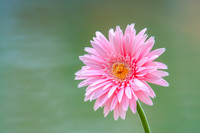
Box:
[137,101,151,133]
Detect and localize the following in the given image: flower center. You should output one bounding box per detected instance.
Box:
[111,62,130,81]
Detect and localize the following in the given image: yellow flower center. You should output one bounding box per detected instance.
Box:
[111,63,130,81]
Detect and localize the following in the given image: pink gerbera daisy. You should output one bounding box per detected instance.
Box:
[75,23,169,120]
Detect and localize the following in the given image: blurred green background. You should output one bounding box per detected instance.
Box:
[0,0,200,133]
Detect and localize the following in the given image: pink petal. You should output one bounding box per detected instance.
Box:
[119,104,126,120]
[103,82,113,90]
[108,85,118,98]
[79,69,103,76]
[124,34,131,56]
[112,36,121,54]
[125,86,132,99]
[75,69,84,76]
[90,41,107,58]
[145,74,161,82]
[84,91,93,101]
[136,67,146,73]
[136,57,148,67]
[78,78,96,88]
[93,98,100,111]
[115,26,124,55]
[95,31,111,51]
[134,46,143,61]
[110,95,118,111]
[151,70,169,77]
[113,104,119,120]
[75,66,91,75]
[155,62,168,69]
[103,100,111,117]
[141,37,155,56]
[125,23,135,37]
[135,91,153,105]
[134,78,149,92]
[137,28,147,41]
[84,47,100,57]
[91,87,109,100]
[90,80,110,91]
[148,55,159,61]
[121,96,129,111]
[129,98,137,113]
[109,29,119,53]
[137,66,157,74]
[83,61,104,69]
[109,28,115,43]
[75,75,88,80]
[131,89,138,100]
[142,81,156,98]
[147,78,169,87]
[79,54,105,64]
[134,28,147,52]
[85,86,93,96]
[78,78,92,88]
[98,94,109,107]
[149,48,165,57]
[143,62,158,68]
[91,78,110,87]
[130,37,137,57]
[117,87,124,103]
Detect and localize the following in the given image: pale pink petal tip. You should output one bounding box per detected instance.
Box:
[75,23,169,120]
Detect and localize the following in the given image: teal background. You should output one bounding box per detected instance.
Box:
[0,0,200,133]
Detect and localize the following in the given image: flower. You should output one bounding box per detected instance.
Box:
[75,23,169,120]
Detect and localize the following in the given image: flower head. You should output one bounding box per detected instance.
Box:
[75,23,169,120]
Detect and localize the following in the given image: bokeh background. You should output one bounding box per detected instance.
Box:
[1,0,200,133]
